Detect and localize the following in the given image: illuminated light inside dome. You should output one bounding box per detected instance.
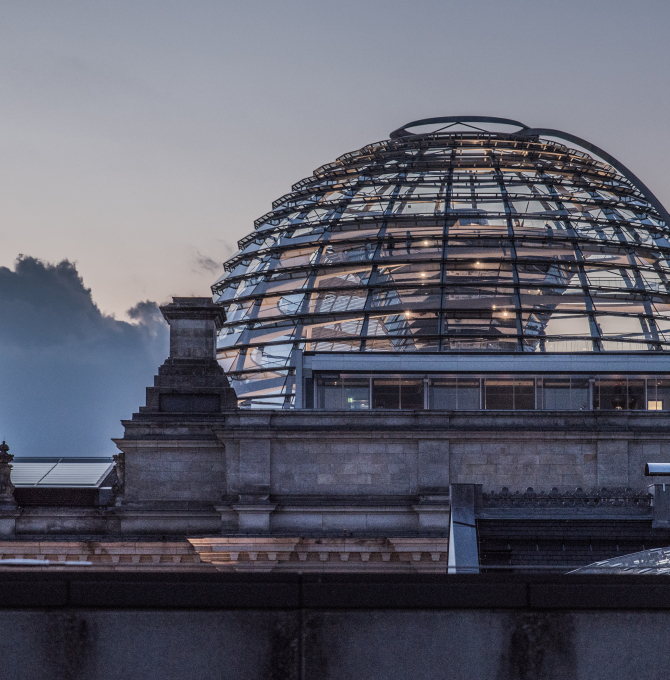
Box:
[212,117,670,407]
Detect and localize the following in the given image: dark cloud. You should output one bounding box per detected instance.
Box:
[193,241,236,276]
[127,299,163,324]
[0,256,168,456]
[194,253,221,274]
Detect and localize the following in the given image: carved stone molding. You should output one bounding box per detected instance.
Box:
[188,537,449,572]
[482,486,652,510]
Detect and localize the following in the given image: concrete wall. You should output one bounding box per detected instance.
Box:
[1,572,670,680]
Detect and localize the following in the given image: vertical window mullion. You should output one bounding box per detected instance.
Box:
[590,378,596,410]
[645,377,648,411]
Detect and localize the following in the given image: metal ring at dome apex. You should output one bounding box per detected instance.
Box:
[389,116,529,138]
[391,117,669,225]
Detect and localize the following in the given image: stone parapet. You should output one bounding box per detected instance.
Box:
[16,507,118,535]
[216,408,670,433]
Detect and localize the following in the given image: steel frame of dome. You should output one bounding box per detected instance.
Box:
[213,117,670,406]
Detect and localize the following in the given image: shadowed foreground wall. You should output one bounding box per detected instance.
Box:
[1,572,670,680]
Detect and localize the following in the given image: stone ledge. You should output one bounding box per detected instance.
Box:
[0,540,211,570]
[188,537,449,573]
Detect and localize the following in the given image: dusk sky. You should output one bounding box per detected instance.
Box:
[1,0,669,455]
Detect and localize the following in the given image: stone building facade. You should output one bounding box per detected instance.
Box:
[1,296,670,572]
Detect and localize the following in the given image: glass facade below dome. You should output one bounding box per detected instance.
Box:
[212,121,670,406]
[309,374,670,412]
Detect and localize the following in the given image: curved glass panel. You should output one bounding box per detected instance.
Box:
[213,129,670,406]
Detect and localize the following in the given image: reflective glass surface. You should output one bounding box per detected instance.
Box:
[315,374,670,411]
[213,128,670,406]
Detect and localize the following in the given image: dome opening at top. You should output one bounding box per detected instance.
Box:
[212,117,670,407]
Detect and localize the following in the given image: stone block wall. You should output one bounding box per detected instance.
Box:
[449,436,599,489]
[108,409,670,537]
[120,441,226,504]
[214,411,670,498]
[270,438,420,496]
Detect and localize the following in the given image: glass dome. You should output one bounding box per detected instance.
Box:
[213,117,670,406]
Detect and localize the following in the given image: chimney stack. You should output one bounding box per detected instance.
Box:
[141,297,237,413]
